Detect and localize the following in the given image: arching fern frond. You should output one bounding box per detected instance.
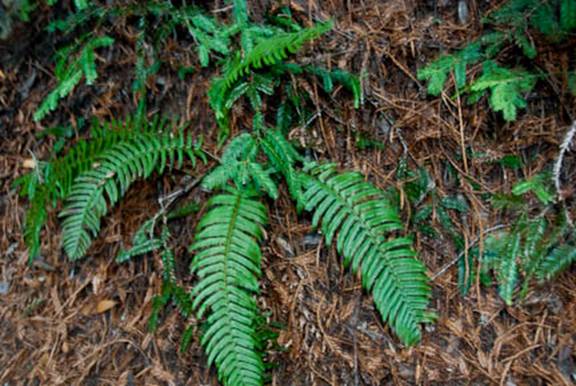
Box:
[15,115,172,261]
[300,163,431,345]
[60,131,204,260]
[189,188,267,386]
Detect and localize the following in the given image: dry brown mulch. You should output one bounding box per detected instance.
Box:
[1,1,575,385]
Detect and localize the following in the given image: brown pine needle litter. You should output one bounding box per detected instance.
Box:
[1,0,575,385]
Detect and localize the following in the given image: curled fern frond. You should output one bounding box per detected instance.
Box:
[300,163,431,345]
[60,131,204,260]
[190,188,267,386]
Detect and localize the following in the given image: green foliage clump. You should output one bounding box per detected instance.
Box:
[467,174,575,305]
[418,0,576,121]
[16,2,428,386]
[34,35,114,121]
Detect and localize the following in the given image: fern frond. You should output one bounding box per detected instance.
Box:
[16,115,172,260]
[116,218,168,263]
[34,35,114,121]
[496,232,521,305]
[190,188,267,386]
[223,21,332,88]
[470,61,537,121]
[60,131,204,260]
[417,42,482,96]
[259,129,304,205]
[24,190,49,260]
[300,163,431,345]
[208,21,332,134]
[538,244,576,282]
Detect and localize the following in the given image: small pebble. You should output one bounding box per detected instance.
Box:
[302,233,322,248]
[458,0,469,25]
[275,236,295,257]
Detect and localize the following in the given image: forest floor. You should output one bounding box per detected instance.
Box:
[1,0,575,385]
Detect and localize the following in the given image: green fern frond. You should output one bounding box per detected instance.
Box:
[189,188,267,386]
[481,207,574,304]
[538,244,576,282]
[203,133,278,199]
[259,129,304,205]
[116,218,168,263]
[497,232,521,306]
[223,21,332,88]
[208,21,332,134]
[23,190,49,259]
[179,11,231,67]
[16,115,172,261]
[60,131,204,260]
[300,163,431,345]
[149,279,194,332]
[470,61,537,121]
[34,35,114,121]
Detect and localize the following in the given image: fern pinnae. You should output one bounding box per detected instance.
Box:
[60,131,203,260]
[496,230,521,305]
[259,129,303,204]
[300,163,431,345]
[190,188,266,386]
[538,244,576,282]
[223,21,332,88]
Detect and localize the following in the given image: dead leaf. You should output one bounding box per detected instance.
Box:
[22,158,36,169]
[96,299,116,314]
